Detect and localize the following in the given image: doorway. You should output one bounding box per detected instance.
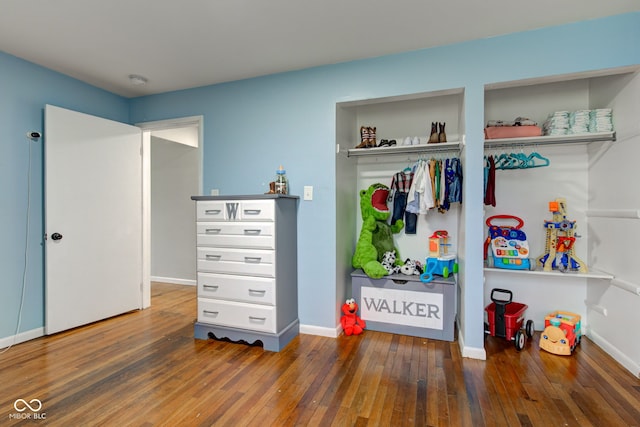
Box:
[138,116,203,307]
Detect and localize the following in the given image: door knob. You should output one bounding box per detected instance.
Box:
[51,233,63,241]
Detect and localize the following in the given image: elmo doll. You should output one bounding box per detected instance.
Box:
[341,298,366,336]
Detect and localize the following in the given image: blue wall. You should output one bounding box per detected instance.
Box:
[0,52,129,340]
[2,13,639,346]
[130,13,640,348]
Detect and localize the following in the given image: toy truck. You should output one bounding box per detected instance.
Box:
[539,310,582,355]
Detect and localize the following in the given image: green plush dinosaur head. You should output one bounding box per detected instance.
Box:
[360,183,391,221]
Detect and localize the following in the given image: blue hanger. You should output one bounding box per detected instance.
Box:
[526,151,550,168]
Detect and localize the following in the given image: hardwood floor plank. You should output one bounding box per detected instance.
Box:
[2,283,639,427]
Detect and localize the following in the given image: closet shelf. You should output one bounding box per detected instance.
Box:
[347,140,461,157]
[484,131,616,150]
[484,267,614,280]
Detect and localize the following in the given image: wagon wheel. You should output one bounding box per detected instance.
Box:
[514,330,526,351]
[525,320,535,338]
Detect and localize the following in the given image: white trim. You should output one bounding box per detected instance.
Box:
[457,324,487,360]
[151,276,196,286]
[136,115,203,132]
[141,131,151,308]
[588,329,640,379]
[300,323,341,338]
[0,328,44,349]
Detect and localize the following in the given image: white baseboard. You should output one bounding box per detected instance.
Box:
[588,329,640,379]
[0,327,44,350]
[457,321,487,360]
[300,323,341,338]
[151,276,196,286]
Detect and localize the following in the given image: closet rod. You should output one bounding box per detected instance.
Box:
[610,277,640,296]
[585,209,640,219]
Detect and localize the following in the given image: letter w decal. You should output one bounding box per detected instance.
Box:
[226,203,239,220]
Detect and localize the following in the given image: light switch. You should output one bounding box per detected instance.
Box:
[303,186,313,201]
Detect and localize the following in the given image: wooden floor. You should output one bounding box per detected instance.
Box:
[2,283,639,427]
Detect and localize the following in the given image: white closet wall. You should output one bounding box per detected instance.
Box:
[586,71,640,377]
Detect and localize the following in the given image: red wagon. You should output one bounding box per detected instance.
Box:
[485,288,534,351]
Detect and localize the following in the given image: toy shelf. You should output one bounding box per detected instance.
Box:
[483,131,616,150]
[483,267,614,280]
[347,140,461,157]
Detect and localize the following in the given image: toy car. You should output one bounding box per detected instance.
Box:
[539,311,582,355]
[485,288,534,351]
[420,230,459,283]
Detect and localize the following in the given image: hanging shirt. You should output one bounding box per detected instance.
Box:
[407,160,432,214]
[390,170,414,194]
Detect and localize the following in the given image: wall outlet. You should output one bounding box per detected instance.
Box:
[303,186,313,201]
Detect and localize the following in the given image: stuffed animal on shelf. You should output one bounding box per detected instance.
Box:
[400,258,423,276]
[341,298,366,336]
[381,251,401,275]
[352,183,403,278]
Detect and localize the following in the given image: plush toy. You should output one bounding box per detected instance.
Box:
[352,183,404,278]
[341,298,366,336]
[381,251,400,275]
[400,258,423,276]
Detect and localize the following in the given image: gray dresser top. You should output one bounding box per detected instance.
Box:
[191,194,299,201]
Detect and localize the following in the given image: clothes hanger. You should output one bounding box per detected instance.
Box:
[526,151,550,168]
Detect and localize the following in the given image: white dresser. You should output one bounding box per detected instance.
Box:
[191,194,299,351]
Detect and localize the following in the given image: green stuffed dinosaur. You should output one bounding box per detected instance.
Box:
[352,183,404,278]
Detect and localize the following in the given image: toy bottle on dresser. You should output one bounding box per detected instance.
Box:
[274,165,288,195]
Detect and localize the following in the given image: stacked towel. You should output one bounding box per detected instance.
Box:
[568,110,591,134]
[590,108,613,132]
[543,111,570,135]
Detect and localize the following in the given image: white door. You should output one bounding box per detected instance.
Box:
[44,104,142,335]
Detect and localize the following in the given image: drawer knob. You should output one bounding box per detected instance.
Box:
[249,316,266,323]
[243,229,261,235]
[203,310,219,317]
[248,289,266,295]
[205,228,221,234]
[204,209,221,215]
[243,209,261,215]
[244,257,261,263]
[206,254,222,260]
[203,285,219,291]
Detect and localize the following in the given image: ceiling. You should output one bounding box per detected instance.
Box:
[2,1,639,98]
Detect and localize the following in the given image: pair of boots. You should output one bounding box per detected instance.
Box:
[355,126,377,148]
[428,122,447,143]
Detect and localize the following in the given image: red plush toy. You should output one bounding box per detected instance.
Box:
[341,298,366,336]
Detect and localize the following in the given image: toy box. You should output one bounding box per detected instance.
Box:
[351,269,456,341]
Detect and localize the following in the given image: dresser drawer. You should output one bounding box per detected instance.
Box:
[196,222,275,249]
[196,200,274,222]
[198,298,276,333]
[197,247,275,277]
[198,272,276,305]
[196,201,226,221]
[239,201,274,221]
